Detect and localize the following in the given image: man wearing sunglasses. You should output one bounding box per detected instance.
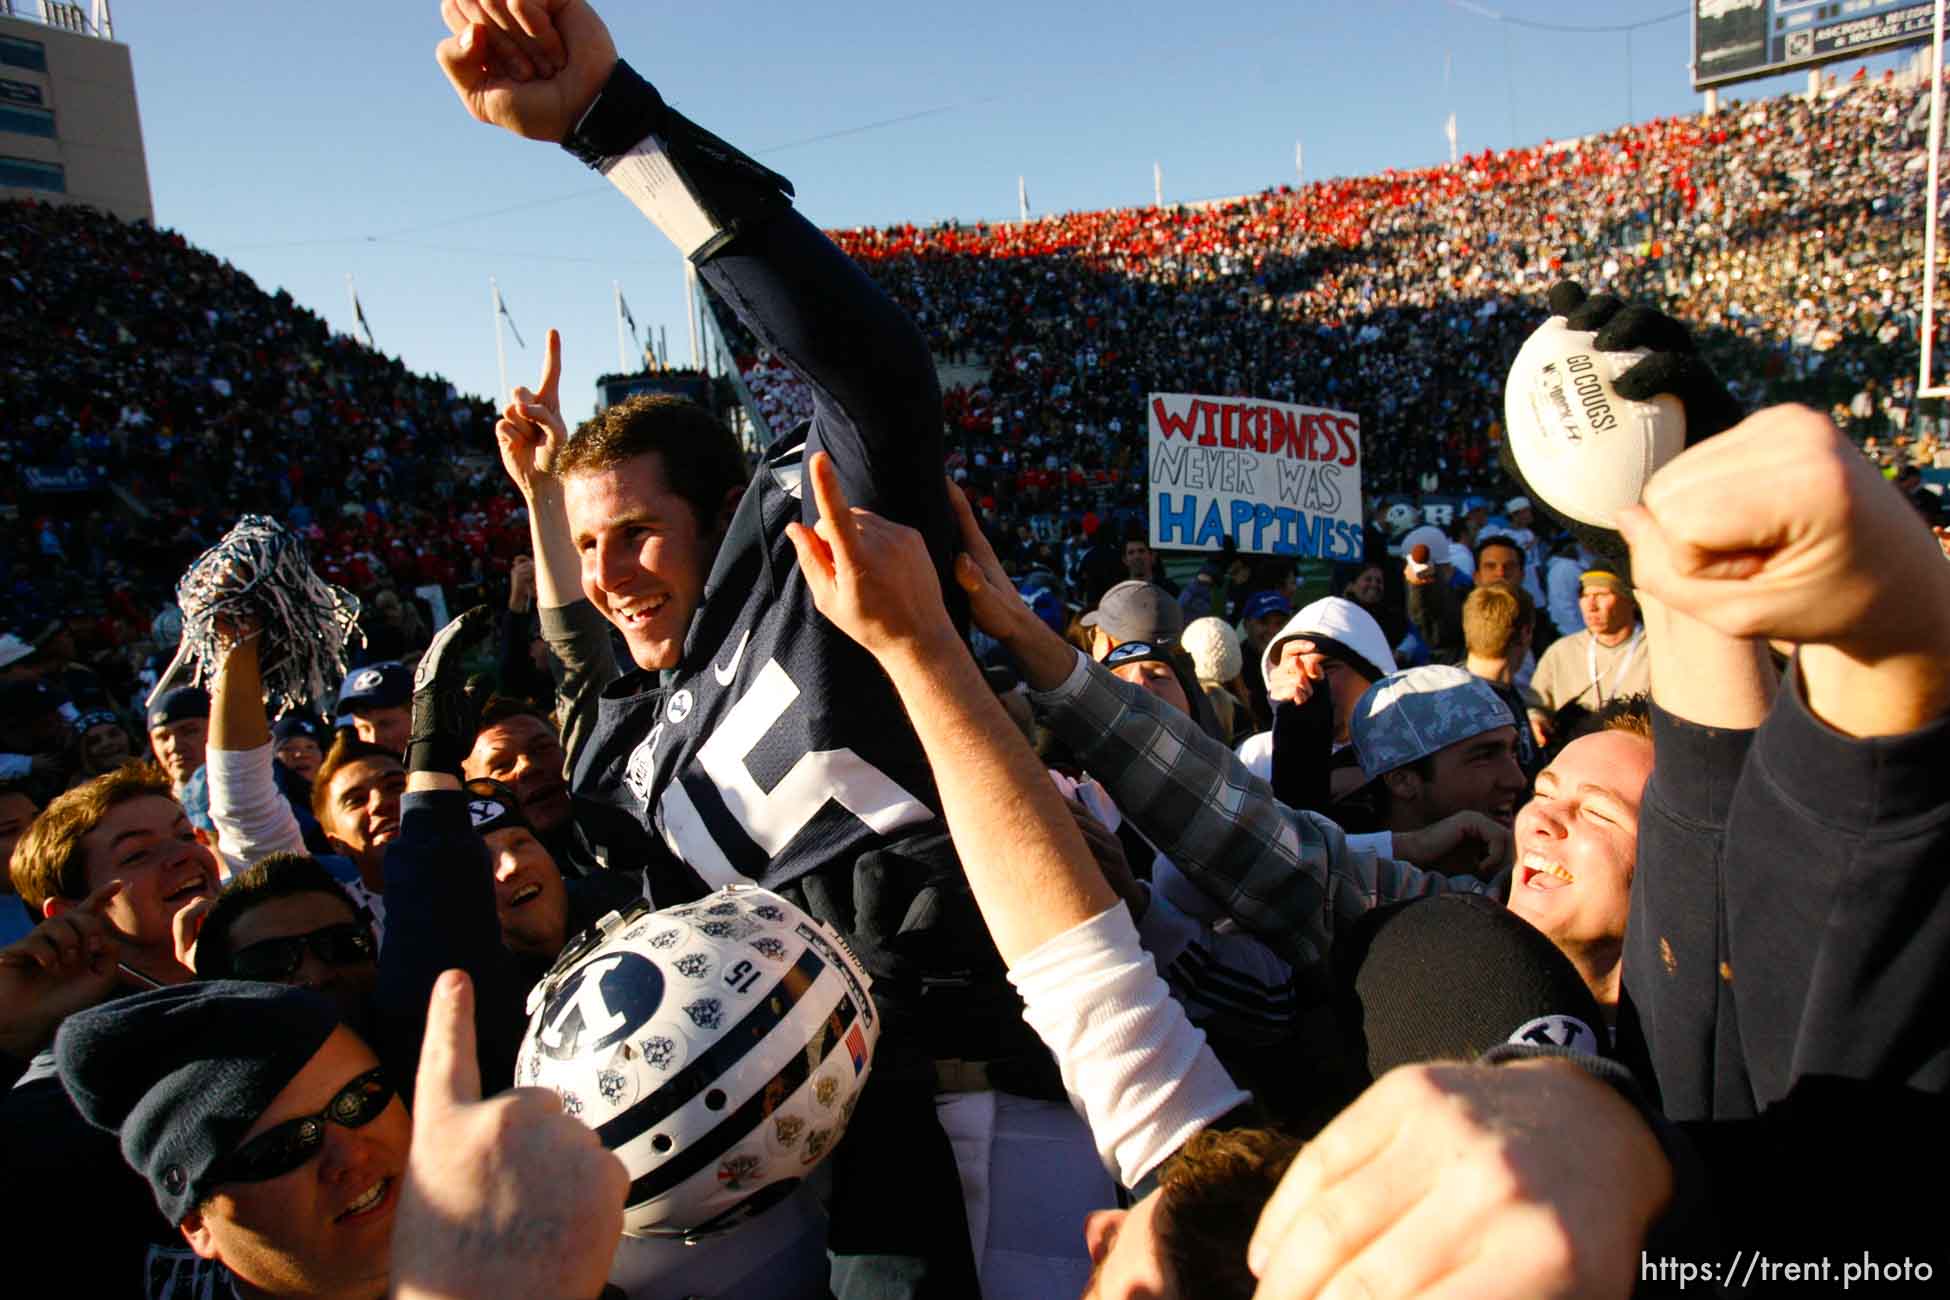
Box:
[56,980,411,1300]
[194,854,380,1034]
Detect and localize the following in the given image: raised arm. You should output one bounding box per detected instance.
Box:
[942,484,1485,970]
[439,1,951,555]
[206,637,305,879]
[784,459,1112,962]
[1622,403,1950,1104]
[491,330,622,764]
[785,453,1247,1184]
[1621,404,1950,739]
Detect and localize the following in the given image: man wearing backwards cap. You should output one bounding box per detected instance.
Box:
[1348,664,1529,837]
[1080,579,1184,660]
[148,686,210,804]
[1529,568,1649,746]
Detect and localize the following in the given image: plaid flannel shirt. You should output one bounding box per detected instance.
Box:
[1031,649,1493,971]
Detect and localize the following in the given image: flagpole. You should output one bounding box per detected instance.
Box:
[686,257,702,370]
[491,276,510,410]
[345,274,359,342]
[613,280,630,373]
[1153,161,1162,208]
[1017,175,1028,223]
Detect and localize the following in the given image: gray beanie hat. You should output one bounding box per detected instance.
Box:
[55,981,341,1223]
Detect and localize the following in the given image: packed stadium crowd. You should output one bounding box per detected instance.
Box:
[0,197,520,699]
[1,2,1947,1297]
[706,67,1946,552]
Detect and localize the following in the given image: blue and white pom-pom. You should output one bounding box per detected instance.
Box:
[147,515,363,716]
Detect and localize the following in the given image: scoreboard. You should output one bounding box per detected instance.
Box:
[1695,0,1935,89]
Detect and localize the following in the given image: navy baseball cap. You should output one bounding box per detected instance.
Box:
[335,662,411,715]
[271,713,327,746]
[146,687,210,732]
[1242,590,1293,622]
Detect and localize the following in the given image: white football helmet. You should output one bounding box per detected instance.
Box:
[1382,502,1419,536]
[517,884,878,1240]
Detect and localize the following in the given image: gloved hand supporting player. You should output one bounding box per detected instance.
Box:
[391,970,627,1300]
[404,606,495,780]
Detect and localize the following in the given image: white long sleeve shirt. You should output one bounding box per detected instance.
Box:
[206,741,385,934]
[1008,904,1251,1188]
[206,741,307,881]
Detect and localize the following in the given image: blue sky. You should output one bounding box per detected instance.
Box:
[108,1,1912,423]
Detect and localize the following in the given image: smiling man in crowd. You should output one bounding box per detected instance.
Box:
[1503,706,1652,1014]
[1346,664,1530,841]
[58,982,410,1300]
[310,736,404,923]
[2,766,221,1292]
[148,686,211,829]
[335,662,414,757]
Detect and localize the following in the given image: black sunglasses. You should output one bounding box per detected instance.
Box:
[230,923,377,982]
[211,1069,395,1185]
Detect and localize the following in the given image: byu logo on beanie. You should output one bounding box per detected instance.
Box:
[1509,1014,1600,1055]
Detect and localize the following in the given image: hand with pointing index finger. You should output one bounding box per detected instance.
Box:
[786,451,963,663]
[392,970,626,1300]
[497,327,568,502]
[0,880,132,1061]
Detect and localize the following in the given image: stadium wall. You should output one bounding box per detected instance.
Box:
[0,11,152,223]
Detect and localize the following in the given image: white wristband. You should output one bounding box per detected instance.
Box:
[601,133,721,259]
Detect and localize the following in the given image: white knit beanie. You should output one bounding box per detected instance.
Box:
[1180,617,1243,684]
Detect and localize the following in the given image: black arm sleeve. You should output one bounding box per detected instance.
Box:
[1719,659,1950,1106]
[563,62,953,564]
[495,607,548,705]
[1268,688,1334,815]
[378,790,528,1098]
[1614,706,1757,1121]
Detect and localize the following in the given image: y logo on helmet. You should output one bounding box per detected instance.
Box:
[537,953,666,1060]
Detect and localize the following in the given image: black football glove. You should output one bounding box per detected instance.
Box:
[404,605,495,778]
[1501,281,1744,571]
[1547,281,1743,441]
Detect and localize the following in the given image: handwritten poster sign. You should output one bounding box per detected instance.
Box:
[1147,393,1365,560]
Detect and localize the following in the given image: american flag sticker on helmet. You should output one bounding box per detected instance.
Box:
[845,1023,867,1075]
